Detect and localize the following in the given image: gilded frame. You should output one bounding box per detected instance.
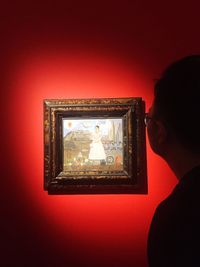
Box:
[44,98,147,194]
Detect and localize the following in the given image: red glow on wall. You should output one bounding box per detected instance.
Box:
[2,47,177,266]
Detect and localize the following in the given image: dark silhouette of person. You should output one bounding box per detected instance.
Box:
[146,55,200,267]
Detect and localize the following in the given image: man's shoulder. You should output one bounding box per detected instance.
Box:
[153,173,200,233]
[148,172,200,266]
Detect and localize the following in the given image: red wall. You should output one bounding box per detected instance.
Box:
[1,1,200,266]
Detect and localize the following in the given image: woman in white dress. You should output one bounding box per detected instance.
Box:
[89,125,106,163]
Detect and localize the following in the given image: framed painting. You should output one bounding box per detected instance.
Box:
[44,98,147,194]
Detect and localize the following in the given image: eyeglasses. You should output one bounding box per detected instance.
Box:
[144,113,153,127]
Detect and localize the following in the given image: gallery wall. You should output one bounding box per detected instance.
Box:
[1,1,200,266]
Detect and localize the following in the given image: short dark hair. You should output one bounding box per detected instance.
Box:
[154,55,200,153]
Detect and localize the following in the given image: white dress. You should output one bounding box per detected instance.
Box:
[89,132,106,160]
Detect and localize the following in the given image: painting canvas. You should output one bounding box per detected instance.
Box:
[63,118,123,172]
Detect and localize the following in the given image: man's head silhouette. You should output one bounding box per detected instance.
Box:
[146,55,200,177]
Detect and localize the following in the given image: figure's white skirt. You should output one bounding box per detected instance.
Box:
[89,142,106,160]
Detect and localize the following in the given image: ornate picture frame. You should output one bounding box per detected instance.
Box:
[44,98,147,194]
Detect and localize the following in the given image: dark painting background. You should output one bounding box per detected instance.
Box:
[1,1,200,266]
